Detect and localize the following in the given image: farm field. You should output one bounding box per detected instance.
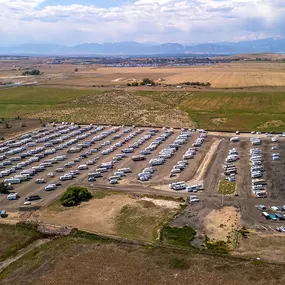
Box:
[2,87,285,131]
[1,237,285,285]
[2,61,285,88]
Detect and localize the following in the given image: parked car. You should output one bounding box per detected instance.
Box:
[25,195,41,201]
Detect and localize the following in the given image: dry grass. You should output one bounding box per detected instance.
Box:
[235,233,285,263]
[0,224,41,262]
[2,61,285,88]
[1,237,285,285]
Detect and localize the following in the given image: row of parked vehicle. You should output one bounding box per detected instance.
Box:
[223,148,239,182]
[169,131,193,176]
[58,126,141,183]
[149,131,189,168]
[87,127,159,183]
[249,146,267,198]
[0,124,98,179]
[169,181,203,193]
[136,130,173,181]
[270,140,280,161]
[2,124,129,190]
[108,168,132,184]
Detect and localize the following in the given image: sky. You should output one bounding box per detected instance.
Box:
[0,0,284,46]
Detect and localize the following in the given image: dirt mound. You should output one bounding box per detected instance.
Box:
[258,120,285,129]
[211,118,227,125]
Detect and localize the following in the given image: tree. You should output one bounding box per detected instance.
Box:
[60,186,92,207]
[22,69,41,76]
[0,182,9,194]
[141,78,155,86]
[127,83,131,86]
[131,82,138,86]
[74,68,79,72]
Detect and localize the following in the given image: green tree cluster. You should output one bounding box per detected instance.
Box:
[22,69,41,76]
[60,186,92,207]
[182,81,211,87]
[140,78,155,86]
[162,226,196,247]
[0,182,9,194]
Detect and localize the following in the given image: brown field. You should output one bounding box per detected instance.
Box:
[235,233,285,263]
[1,61,285,88]
[0,118,42,139]
[1,237,285,285]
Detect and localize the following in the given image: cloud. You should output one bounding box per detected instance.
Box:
[0,0,284,45]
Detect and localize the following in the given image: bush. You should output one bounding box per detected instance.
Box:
[0,182,9,194]
[162,226,196,247]
[60,186,92,207]
[169,257,189,269]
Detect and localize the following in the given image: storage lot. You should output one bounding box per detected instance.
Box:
[0,124,212,211]
[2,124,285,233]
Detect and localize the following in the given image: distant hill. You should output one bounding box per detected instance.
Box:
[0,38,285,56]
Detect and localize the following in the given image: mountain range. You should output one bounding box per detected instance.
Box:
[0,38,285,56]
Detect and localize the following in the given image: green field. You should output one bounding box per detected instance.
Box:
[2,87,285,131]
[218,181,237,195]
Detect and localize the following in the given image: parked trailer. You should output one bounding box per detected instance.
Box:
[4,178,21,184]
[262,212,270,219]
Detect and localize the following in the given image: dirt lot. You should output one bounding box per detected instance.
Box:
[1,237,285,285]
[0,118,42,140]
[203,206,240,242]
[24,193,180,241]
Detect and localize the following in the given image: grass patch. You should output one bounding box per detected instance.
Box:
[92,191,112,199]
[142,194,185,203]
[205,237,229,254]
[218,180,236,195]
[46,199,65,212]
[162,226,196,248]
[116,204,176,242]
[0,223,42,262]
[180,91,285,131]
[169,257,190,269]
[136,200,156,208]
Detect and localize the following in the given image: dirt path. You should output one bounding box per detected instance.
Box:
[187,138,222,184]
[0,239,50,273]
